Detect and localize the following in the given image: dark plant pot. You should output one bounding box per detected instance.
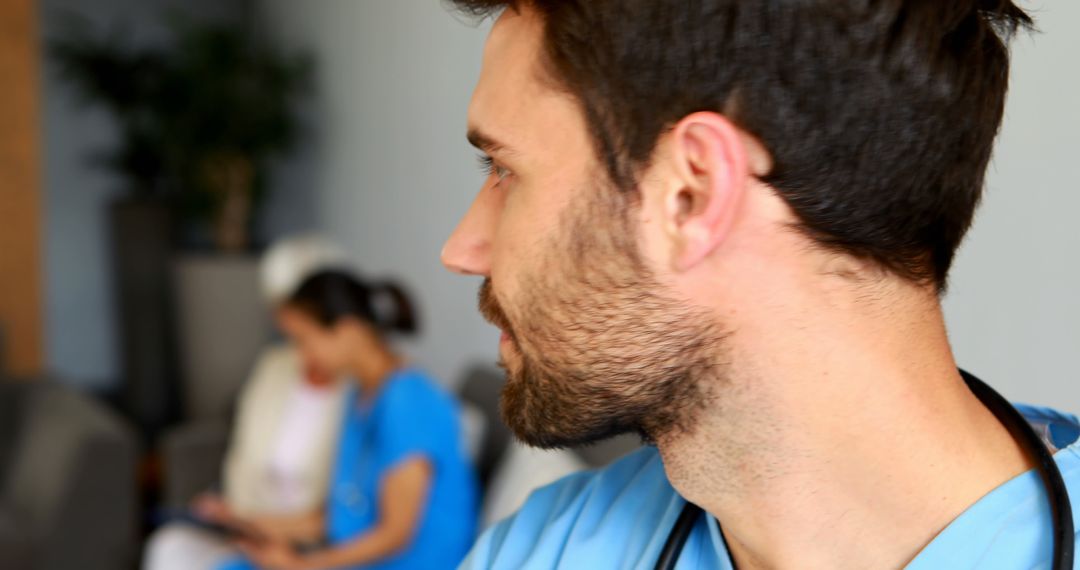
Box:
[172,254,271,419]
[109,197,182,442]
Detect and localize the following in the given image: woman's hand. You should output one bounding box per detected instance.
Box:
[192,494,275,545]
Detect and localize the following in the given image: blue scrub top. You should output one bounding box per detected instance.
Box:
[330,368,479,569]
[461,404,1080,569]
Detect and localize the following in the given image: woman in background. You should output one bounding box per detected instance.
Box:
[216,270,479,570]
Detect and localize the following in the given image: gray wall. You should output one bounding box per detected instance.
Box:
[38,0,307,389]
[943,0,1080,406]
[256,0,497,387]
[255,1,1080,403]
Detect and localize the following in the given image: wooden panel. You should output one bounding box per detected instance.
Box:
[0,0,44,376]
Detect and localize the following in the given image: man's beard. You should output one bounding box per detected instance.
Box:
[478,187,727,449]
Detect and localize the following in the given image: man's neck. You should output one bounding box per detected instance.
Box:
[656,282,1033,570]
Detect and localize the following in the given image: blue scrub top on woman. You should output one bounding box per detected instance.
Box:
[461,404,1080,569]
[329,367,479,569]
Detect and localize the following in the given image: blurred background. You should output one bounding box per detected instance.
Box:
[0,0,1077,569]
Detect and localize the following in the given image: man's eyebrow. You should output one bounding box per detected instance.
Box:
[467,128,514,156]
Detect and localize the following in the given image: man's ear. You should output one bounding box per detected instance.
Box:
[661,112,751,271]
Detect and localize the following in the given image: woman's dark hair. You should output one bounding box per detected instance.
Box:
[286,270,419,335]
[449,0,1032,291]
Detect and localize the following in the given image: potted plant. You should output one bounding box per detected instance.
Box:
[50,15,310,251]
[49,15,310,435]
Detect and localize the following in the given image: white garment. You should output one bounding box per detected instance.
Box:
[142,524,237,570]
[224,345,348,516]
[266,381,339,512]
[260,234,349,303]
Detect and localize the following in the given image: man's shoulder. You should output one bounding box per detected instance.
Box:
[525,444,669,509]
[909,405,1080,569]
[463,446,685,569]
[504,445,669,524]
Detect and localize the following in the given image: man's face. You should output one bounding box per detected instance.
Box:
[443,8,723,448]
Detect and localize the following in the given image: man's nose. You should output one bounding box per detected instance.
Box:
[441,188,495,276]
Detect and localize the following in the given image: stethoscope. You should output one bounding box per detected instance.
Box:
[655,370,1075,570]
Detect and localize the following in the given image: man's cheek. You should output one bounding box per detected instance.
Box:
[493,221,532,266]
[489,257,522,318]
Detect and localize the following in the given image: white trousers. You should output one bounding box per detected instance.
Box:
[142,523,239,570]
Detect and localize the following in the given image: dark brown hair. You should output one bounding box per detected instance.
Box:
[450,0,1032,289]
[287,270,418,335]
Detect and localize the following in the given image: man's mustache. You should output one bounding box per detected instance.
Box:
[478,279,515,338]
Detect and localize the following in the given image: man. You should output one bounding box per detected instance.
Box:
[441,1,1080,569]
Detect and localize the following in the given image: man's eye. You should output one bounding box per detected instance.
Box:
[476,154,511,184]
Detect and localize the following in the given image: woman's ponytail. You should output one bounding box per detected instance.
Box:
[371,282,418,335]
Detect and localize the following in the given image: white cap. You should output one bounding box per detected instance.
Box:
[260,234,349,305]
